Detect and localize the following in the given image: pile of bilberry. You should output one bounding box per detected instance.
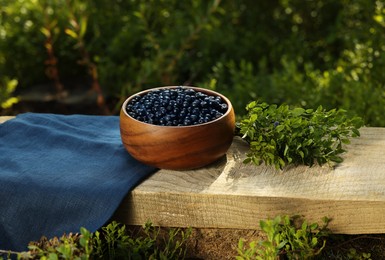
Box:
[125,87,229,126]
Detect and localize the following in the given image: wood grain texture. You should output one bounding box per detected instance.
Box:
[2,116,385,234]
[0,116,15,123]
[114,128,385,234]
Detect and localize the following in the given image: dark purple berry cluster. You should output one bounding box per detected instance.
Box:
[126,87,228,126]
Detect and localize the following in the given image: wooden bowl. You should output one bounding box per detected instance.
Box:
[120,86,235,170]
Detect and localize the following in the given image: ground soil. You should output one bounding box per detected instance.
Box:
[130,226,385,259]
[22,225,385,259]
[166,227,265,259]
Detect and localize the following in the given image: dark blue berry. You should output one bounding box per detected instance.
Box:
[190,114,198,122]
[126,87,229,126]
[273,121,280,128]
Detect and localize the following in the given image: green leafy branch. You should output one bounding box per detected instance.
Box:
[236,215,331,259]
[237,101,364,169]
[1,221,191,260]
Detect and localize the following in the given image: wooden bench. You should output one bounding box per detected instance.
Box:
[2,116,385,234]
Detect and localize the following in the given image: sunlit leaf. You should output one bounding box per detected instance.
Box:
[79,17,88,38]
[65,28,77,38]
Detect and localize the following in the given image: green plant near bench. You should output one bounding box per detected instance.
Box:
[0,216,372,260]
[236,215,331,260]
[3,221,192,260]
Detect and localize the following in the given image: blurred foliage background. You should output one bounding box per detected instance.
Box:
[0,0,384,126]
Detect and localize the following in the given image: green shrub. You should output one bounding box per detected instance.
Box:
[1,0,384,125]
[236,215,330,259]
[6,221,191,260]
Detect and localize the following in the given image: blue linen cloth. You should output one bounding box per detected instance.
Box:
[0,113,156,251]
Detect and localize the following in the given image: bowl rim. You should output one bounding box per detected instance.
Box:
[121,86,234,128]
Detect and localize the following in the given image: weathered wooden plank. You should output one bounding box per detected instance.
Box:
[2,116,385,234]
[114,128,385,234]
[0,116,14,124]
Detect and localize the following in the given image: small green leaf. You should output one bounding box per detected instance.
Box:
[292,107,305,116]
[275,124,285,132]
[305,109,314,113]
[238,238,244,250]
[310,223,318,230]
[48,253,59,260]
[259,220,268,232]
[243,158,251,164]
[79,17,88,38]
[330,156,343,163]
[311,237,318,246]
[277,240,287,249]
[341,138,350,144]
[252,156,261,165]
[298,150,304,159]
[284,144,289,156]
[352,128,361,137]
[40,27,51,37]
[65,28,78,38]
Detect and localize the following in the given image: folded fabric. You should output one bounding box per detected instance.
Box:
[0,113,156,251]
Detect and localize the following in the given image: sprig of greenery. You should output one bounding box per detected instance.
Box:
[0,218,375,259]
[8,221,191,260]
[237,101,363,169]
[236,215,331,260]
